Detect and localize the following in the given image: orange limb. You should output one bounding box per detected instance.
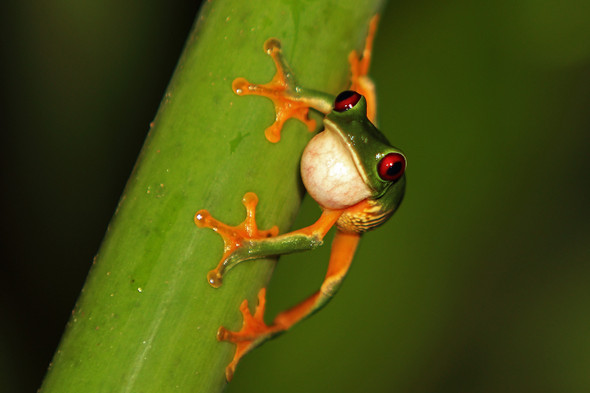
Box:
[217,288,275,381]
[218,230,361,381]
[194,192,278,288]
[285,207,343,238]
[232,39,317,143]
[349,14,380,123]
[233,15,380,141]
[196,192,350,381]
[274,231,361,325]
[196,193,344,288]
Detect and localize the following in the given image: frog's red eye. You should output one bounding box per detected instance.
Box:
[378,153,406,182]
[334,90,362,112]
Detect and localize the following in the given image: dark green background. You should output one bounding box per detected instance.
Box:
[3,1,590,392]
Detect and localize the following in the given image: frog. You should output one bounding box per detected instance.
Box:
[194,16,406,381]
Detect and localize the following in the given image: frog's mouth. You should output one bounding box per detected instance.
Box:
[322,118,372,189]
[299,119,372,210]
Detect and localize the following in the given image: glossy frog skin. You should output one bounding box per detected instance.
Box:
[194,16,406,381]
[302,90,406,228]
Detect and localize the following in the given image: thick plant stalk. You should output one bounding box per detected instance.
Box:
[38,0,385,392]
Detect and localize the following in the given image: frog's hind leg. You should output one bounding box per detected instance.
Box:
[218,230,361,381]
[273,231,360,326]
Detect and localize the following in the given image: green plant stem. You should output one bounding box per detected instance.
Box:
[38,0,385,391]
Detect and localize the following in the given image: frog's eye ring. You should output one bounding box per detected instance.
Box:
[378,153,406,182]
[334,90,362,112]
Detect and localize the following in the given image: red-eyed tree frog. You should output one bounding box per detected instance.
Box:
[195,16,406,381]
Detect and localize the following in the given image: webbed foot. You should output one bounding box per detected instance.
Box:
[217,288,282,380]
[195,192,278,288]
[232,38,336,142]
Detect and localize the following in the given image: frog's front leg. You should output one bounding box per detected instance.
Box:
[195,192,343,288]
[349,14,380,123]
[195,192,278,288]
[232,38,334,143]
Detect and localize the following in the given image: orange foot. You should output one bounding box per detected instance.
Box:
[232,38,316,143]
[194,192,278,288]
[217,288,281,381]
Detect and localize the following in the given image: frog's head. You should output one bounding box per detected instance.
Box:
[301,91,406,215]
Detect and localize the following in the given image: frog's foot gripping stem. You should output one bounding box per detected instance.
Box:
[196,192,344,288]
[194,192,279,288]
[232,39,332,143]
[349,14,380,123]
[218,230,361,381]
[216,288,278,381]
[196,192,352,380]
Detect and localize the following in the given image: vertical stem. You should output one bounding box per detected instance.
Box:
[39,0,386,391]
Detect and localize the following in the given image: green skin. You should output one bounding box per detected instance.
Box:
[323,95,407,203]
[264,36,406,212]
[197,37,406,379]
[211,87,407,281]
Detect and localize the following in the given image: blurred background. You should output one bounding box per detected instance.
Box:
[2,1,589,392]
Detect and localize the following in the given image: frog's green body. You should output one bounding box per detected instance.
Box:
[195,15,406,381]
